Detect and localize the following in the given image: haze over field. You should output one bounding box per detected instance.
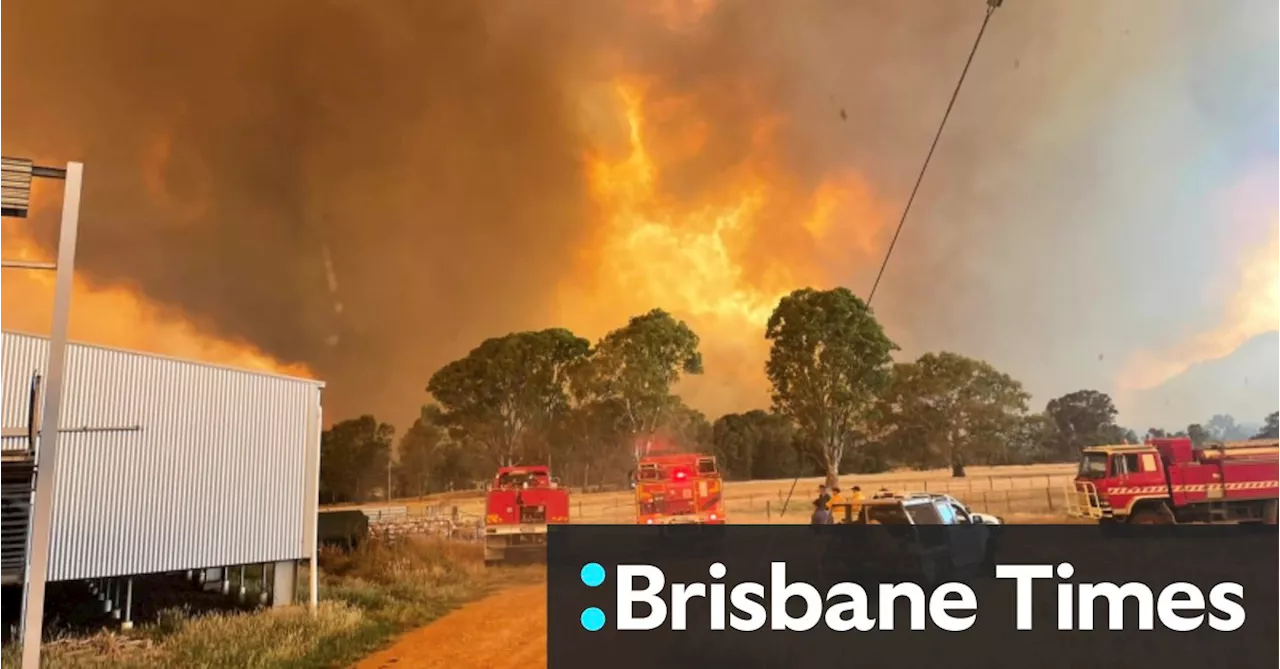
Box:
[3,0,1276,431]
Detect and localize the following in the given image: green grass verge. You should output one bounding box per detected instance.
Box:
[1,538,542,669]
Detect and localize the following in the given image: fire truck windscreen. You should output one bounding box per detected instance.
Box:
[497,471,547,488]
[637,465,696,481]
[1078,453,1107,478]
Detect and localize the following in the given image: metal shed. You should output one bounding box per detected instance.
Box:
[1,330,323,594]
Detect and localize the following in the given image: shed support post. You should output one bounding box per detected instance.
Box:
[272,561,296,608]
[258,563,270,605]
[202,568,222,592]
[120,578,134,630]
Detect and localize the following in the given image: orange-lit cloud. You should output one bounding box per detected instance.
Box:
[6,0,1064,431]
[1117,215,1279,392]
[557,77,894,414]
[1,219,313,379]
[647,0,716,31]
[141,127,213,225]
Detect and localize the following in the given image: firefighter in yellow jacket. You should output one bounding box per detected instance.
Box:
[847,485,865,520]
[826,486,844,523]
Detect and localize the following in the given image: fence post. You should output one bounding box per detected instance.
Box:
[1004,489,1011,511]
[980,490,989,512]
[766,500,772,521]
[1045,487,1054,511]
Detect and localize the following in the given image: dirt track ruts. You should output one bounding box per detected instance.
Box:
[353,583,548,669]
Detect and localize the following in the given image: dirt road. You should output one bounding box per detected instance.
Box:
[354,583,548,669]
[350,511,1082,668]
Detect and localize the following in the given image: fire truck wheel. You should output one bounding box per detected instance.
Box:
[1128,504,1174,525]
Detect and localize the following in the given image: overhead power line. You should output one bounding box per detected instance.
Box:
[865,0,1003,308]
[778,0,1002,517]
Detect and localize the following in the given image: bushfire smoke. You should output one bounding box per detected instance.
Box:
[3,0,1275,431]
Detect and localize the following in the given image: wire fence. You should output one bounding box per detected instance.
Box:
[344,469,1079,528]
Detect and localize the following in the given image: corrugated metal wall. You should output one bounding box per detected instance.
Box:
[2,331,323,582]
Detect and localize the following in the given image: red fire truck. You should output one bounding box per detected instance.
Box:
[482,465,570,566]
[1067,437,1279,525]
[634,453,726,525]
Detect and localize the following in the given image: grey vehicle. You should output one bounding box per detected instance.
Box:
[825,497,996,585]
[902,492,1004,525]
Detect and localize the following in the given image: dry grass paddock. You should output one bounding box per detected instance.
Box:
[8,464,1086,667]
[330,462,1080,525]
[1,538,539,669]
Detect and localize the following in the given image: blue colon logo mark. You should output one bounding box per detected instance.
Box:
[580,563,607,631]
[580,606,606,631]
[580,562,606,588]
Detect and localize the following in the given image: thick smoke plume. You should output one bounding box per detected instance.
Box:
[4,0,1275,431]
[0,0,965,426]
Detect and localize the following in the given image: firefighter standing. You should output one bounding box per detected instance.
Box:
[848,485,865,519]
[811,484,832,525]
[827,486,844,524]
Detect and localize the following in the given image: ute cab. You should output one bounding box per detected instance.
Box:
[1068,438,1279,524]
[634,454,725,525]
[823,497,995,585]
[483,465,570,566]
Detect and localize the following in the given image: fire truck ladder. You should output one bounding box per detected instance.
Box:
[1206,501,1231,523]
[1065,480,1105,519]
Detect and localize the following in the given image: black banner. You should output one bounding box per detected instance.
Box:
[548,524,1277,669]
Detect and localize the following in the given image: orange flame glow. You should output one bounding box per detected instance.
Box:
[1118,215,1279,391]
[1,219,314,379]
[559,77,893,413]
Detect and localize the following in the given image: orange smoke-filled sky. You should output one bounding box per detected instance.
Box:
[559,78,894,410]
[3,0,1276,432]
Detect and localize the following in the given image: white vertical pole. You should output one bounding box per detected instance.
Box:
[308,388,323,612]
[21,162,83,669]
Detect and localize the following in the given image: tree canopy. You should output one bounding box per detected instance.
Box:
[576,308,704,455]
[1206,414,1250,441]
[316,296,1272,503]
[1253,412,1279,439]
[426,328,590,466]
[877,352,1030,476]
[319,415,395,504]
[711,410,802,481]
[1044,389,1129,451]
[765,287,897,487]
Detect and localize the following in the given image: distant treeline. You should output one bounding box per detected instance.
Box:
[316,287,1280,504]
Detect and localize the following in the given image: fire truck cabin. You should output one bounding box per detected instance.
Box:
[634,454,726,525]
[482,465,570,565]
[1069,438,1279,524]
